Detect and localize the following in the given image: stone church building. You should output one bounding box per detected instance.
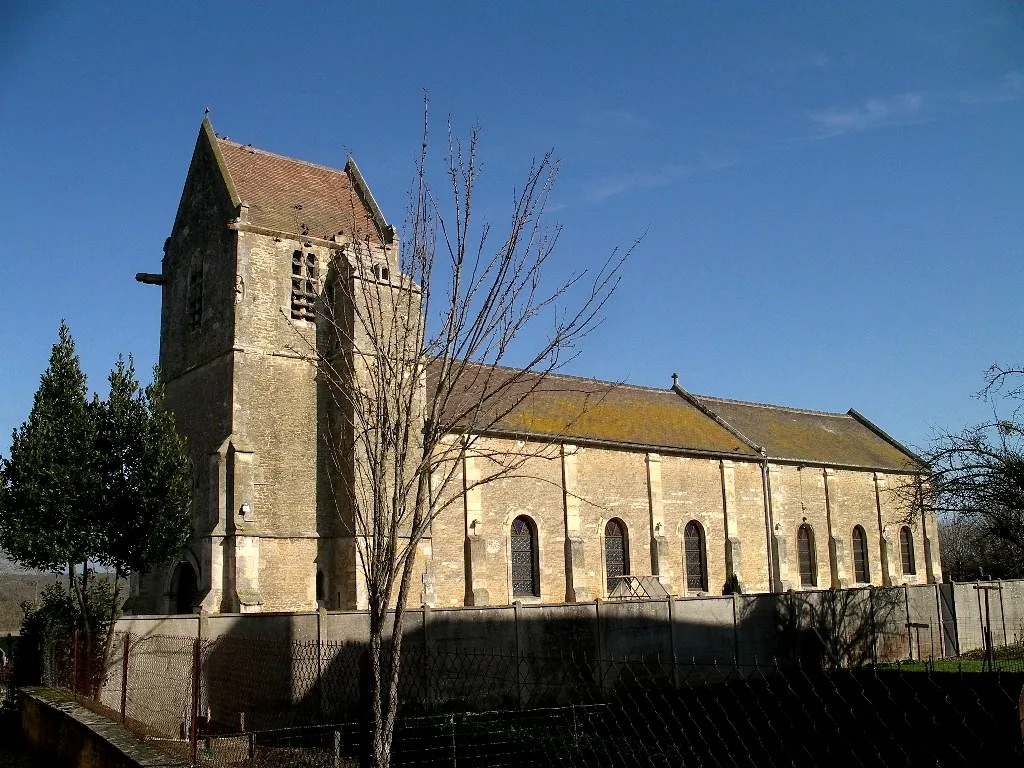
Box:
[129,119,938,615]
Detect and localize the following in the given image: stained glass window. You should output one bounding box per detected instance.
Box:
[900,526,916,576]
[605,519,628,594]
[684,521,708,592]
[852,526,869,583]
[511,516,537,597]
[798,524,816,587]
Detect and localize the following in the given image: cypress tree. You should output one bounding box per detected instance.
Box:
[0,322,101,574]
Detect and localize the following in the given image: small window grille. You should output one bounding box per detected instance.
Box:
[187,266,203,330]
[604,519,629,594]
[291,250,319,322]
[797,524,816,587]
[511,516,538,597]
[899,526,916,575]
[684,521,708,592]
[852,525,870,583]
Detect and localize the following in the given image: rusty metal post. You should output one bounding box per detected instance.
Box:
[71,628,79,696]
[120,633,131,723]
[190,637,201,767]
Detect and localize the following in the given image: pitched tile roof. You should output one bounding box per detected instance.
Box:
[430,363,757,457]
[214,135,386,242]
[430,363,923,471]
[693,395,923,472]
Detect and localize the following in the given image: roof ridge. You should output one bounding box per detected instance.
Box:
[695,393,850,418]
[217,136,349,177]
[455,361,676,395]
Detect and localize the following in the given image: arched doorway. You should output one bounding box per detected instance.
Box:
[170,561,199,614]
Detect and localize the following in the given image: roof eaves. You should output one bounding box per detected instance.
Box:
[345,156,395,245]
[846,409,930,471]
[202,117,241,209]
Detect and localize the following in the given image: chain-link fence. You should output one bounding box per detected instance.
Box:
[38,627,1024,767]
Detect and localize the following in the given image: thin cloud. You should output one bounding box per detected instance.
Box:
[808,92,926,137]
[585,167,682,203]
[958,71,1024,105]
[584,152,738,203]
[583,108,649,133]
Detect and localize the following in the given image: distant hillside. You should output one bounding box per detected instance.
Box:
[0,572,62,635]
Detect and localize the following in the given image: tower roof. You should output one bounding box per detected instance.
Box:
[204,119,393,244]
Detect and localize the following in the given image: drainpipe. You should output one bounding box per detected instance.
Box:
[760,449,776,593]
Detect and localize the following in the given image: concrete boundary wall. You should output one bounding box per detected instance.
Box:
[115,580,1024,666]
[20,686,187,768]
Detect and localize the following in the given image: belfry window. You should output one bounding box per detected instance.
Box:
[187,265,203,330]
[604,519,629,594]
[684,521,708,592]
[852,525,870,583]
[797,524,816,587]
[511,516,538,597]
[899,526,916,576]
[291,250,319,322]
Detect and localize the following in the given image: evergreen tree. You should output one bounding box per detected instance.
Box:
[0,322,101,575]
[96,357,191,575]
[0,325,193,637]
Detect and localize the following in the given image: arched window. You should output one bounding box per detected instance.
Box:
[852,526,870,584]
[683,521,708,592]
[315,570,325,602]
[170,561,199,614]
[797,524,816,587]
[511,516,539,597]
[899,526,916,576]
[604,519,629,594]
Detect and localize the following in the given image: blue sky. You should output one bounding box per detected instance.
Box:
[1,2,1022,456]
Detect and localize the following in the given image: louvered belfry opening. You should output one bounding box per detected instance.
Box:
[605,519,628,594]
[798,524,816,587]
[684,521,708,592]
[291,250,319,321]
[511,516,538,597]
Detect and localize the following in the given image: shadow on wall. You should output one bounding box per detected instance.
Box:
[192,591,919,731]
[109,581,947,737]
[769,587,908,668]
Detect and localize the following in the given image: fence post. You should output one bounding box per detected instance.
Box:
[932,583,945,658]
[868,587,877,665]
[423,605,432,707]
[317,607,326,720]
[732,593,740,664]
[903,585,913,660]
[997,580,1008,646]
[513,601,523,709]
[190,636,201,768]
[449,713,457,768]
[594,599,604,691]
[667,597,679,689]
[120,632,131,723]
[71,628,79,697]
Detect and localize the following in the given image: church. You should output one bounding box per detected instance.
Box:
[128,119,938,615]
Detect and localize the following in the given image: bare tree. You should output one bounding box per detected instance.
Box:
[304,107,635,767]
[924,364,1024,580]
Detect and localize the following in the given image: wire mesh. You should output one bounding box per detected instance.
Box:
[38,626,1024,768]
